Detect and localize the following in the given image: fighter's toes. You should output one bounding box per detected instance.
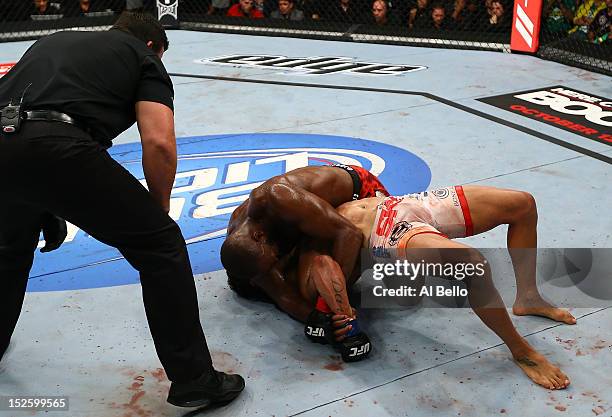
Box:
[555,369,570,388]
[514,351,569,390]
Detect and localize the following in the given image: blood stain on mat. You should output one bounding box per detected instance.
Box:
[555,337,578,351]
[592,406,606,415]
[120,368,136,377]
[324,362,344,371]
[344,399,354,407]
[582,391,598,399]
[150,368,166,383]
[555,405,567,412]
[211,351,241,374]
[591,340,608,353]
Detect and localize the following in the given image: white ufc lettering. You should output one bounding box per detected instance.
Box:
[349,343,371,356]
[306,327,325,337]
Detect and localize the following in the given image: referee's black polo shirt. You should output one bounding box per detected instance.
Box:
[0,29,174,148]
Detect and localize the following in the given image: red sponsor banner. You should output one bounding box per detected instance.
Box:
[511,0,543,53]
[0,62,16,78]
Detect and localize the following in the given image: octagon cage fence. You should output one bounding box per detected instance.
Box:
[0,0,610,78]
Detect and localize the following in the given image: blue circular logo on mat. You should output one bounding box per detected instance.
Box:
[27,133,431,292]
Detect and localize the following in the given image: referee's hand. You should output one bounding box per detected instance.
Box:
[40,213,68,253]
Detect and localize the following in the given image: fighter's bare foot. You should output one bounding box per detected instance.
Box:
[513,298,576,325]
[514,349,570,390]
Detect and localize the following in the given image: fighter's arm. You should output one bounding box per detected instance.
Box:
[297,240,356,340]
[254,266,312,323]
[255,183,363,280]
[298,239,353,317]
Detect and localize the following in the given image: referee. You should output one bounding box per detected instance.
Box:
[0,12,244,408]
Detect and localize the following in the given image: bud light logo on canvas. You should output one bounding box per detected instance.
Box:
[28,133,431,292]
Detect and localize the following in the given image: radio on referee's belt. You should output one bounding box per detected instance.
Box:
[1,107,88,134]
[0,103,23,134]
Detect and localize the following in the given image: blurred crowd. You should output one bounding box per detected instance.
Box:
[1,0,609,44]
[0,0,121,21]
[202,0,515,33]
[0,0,513,33]
[543,0,611,43]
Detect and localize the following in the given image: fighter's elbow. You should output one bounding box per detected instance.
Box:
[339,225,363,248]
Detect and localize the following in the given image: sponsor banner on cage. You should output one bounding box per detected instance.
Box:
[0,62,15,78]
[195,55,427,76]
[479,86,612,144]
[360,248,612,309]
[27,133,431,292]
[510,0,543,53]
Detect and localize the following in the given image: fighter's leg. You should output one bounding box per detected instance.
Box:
[403,232,570,389]
[461,185,576,324]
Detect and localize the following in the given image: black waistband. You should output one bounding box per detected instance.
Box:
[24,110,88,132]
[331,164,361,200]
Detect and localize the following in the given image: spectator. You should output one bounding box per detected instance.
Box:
[78,0,92,14]
[227,0,265,17]
[587,0,611,42]
[544,0,577,34]
[408,0,430,29]
[569,0,606,38]
[429,3,449,29]
[208,0,231,15]
[297,0,322,19]
[451,0,485,30]
[322,0,364,23]
[65,0,110,16]
[30,0,61,15]
[484,0,511,31]
[271,0,305,19]
[369,0,389,24]
[253,0,266,15]
[386,0,408,25]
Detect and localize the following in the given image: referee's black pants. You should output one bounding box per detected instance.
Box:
[0,122,213,383]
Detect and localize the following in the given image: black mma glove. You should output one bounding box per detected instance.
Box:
[304,309,332,345]
[40,213,67,253]
[333,318,372,363]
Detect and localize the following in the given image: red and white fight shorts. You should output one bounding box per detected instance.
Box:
[332,164,390,200]
[369,186,473,258]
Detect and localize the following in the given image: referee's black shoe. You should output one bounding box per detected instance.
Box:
[167,370,245,408]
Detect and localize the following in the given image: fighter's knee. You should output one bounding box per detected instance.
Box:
[507,191,538,221]
[519,191,537,210]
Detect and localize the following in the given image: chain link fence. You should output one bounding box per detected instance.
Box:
[0,0,124,41]
[0,0,609,74]
[538,0,611,74]
[177,0,512,51]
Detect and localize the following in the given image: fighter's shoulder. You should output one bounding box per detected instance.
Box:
[254,177,300,200]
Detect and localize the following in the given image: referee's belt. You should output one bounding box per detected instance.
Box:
[24,110,88,132]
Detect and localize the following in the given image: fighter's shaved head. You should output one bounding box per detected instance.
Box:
[221,234,272,301]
